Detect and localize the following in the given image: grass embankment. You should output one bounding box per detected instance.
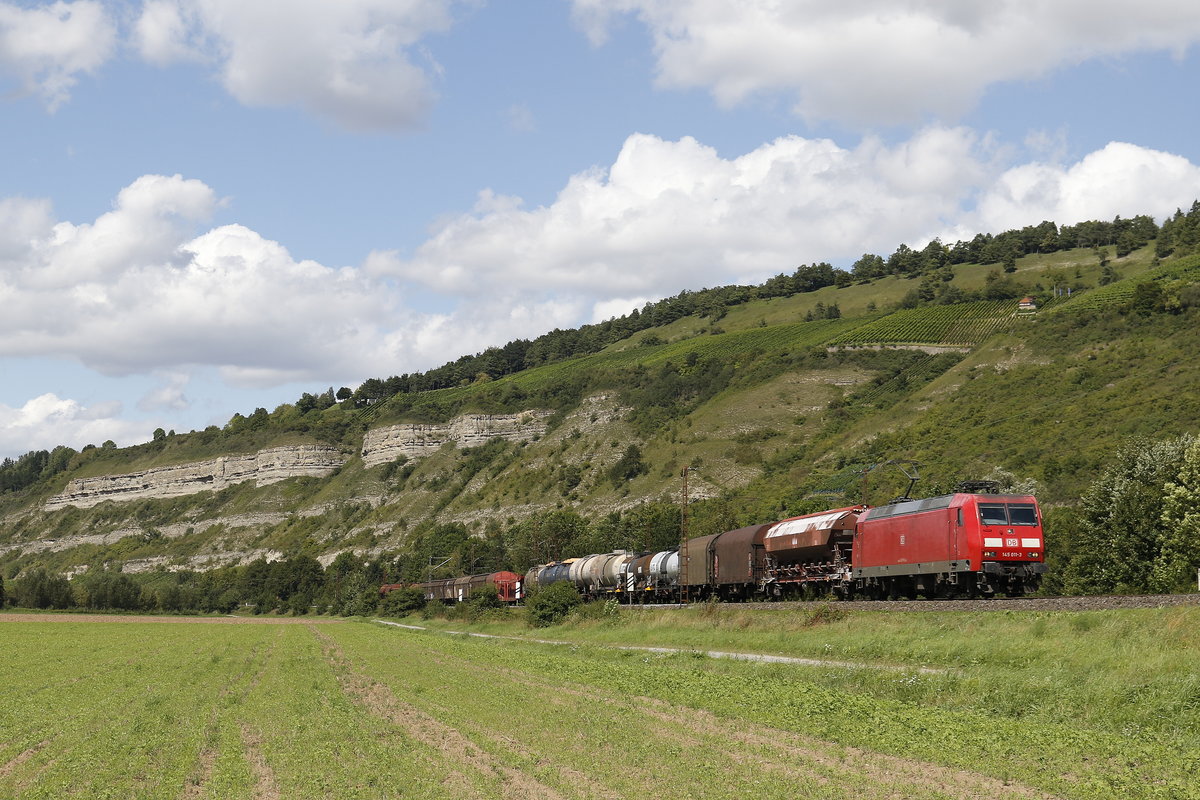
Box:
[2,607,1197,797]
[399,603,1200,798]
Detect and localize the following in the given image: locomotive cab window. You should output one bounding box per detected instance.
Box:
[979,503,1039,526]
[1007,504,1038,525]
[979,504,1008,525]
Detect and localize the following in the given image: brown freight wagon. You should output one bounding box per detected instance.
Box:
[680,524,771,600]
[408,570,524,603]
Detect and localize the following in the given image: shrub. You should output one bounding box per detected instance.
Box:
[468,583,502,611]
[524,581,582,627]
[380,586,426,616]
[570,597,621,624]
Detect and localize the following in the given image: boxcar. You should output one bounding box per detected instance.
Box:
[408,570,524,603]
[682,524,771,599]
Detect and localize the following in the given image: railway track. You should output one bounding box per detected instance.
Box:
[640,593,1200,613]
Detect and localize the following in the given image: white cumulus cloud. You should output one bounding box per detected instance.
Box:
[0,0,116,110]
[0,393,146,455]
[370,127,994,297]
[133,0,459,131]
[0,173,584,393]
[571,0,1200,125]
[372,130,1200,304]
[137,372,191,412]
[974,142,1200,233]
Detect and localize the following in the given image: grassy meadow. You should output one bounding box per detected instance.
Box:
[2,606,1198,799]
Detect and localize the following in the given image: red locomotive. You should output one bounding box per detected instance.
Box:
[766,492,1045,599]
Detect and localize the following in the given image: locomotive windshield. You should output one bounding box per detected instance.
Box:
[979,503,1039,526]
[1008,504,1038,525]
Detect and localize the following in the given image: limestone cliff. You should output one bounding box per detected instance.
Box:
[360,410,553,467]
[45,445,347,511]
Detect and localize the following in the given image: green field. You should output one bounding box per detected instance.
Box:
[3,608,1198,799]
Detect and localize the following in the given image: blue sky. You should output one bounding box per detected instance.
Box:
[2,0,1200,459]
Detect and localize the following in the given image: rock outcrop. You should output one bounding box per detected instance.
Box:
[361,410,553,467]
[45,445,347,511]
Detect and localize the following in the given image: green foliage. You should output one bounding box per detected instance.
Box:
[11,568,72,609]
[509,510,589,570]
[380,586,426,616]
[4,212,1200,601]
[1155,200,1200,259]
[468,583,502,610]
[524,581,582,627]
[1059,436,1195,594]
[73,570,144,610]
[607,444,648,487]
[0,445,77,495]
[1157,437,1200,591]
[1051,253,1200,315]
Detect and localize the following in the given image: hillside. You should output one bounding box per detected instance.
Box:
[3,240,1200,596]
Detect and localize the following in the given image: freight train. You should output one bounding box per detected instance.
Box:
[382,490,1047,604]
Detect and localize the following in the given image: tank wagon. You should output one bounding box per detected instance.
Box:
[383,492,1046,604]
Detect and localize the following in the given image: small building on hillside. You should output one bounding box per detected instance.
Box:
[1017,296,1037,313]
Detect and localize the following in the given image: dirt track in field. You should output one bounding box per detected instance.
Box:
[0,613,343,625]
[312,627,569,800]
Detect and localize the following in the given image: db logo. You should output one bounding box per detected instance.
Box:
[1005,538,1018,547]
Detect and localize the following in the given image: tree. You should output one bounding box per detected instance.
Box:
[607,445,648,487]
[13,569,72,609]
[919,238,948,271]
[1038,228,1060,253]
[886,243,919,275]
[509,510,589,570]
[1157,438,1200,591]
[620,503,683,552]
[1115,230,1138,258]
[239,558,272,601]
[339,573,377,616]
[1061,436,1193,594]
[850,253,885,280]
[1127,282,1165,315]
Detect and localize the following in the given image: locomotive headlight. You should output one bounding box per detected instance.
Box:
[1028,551,1040,558]
[984,551,996,557]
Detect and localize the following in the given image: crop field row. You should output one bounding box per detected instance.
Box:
[828,301,1020,347]
[3,611,1199,799]
[1051,253,1200,314]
